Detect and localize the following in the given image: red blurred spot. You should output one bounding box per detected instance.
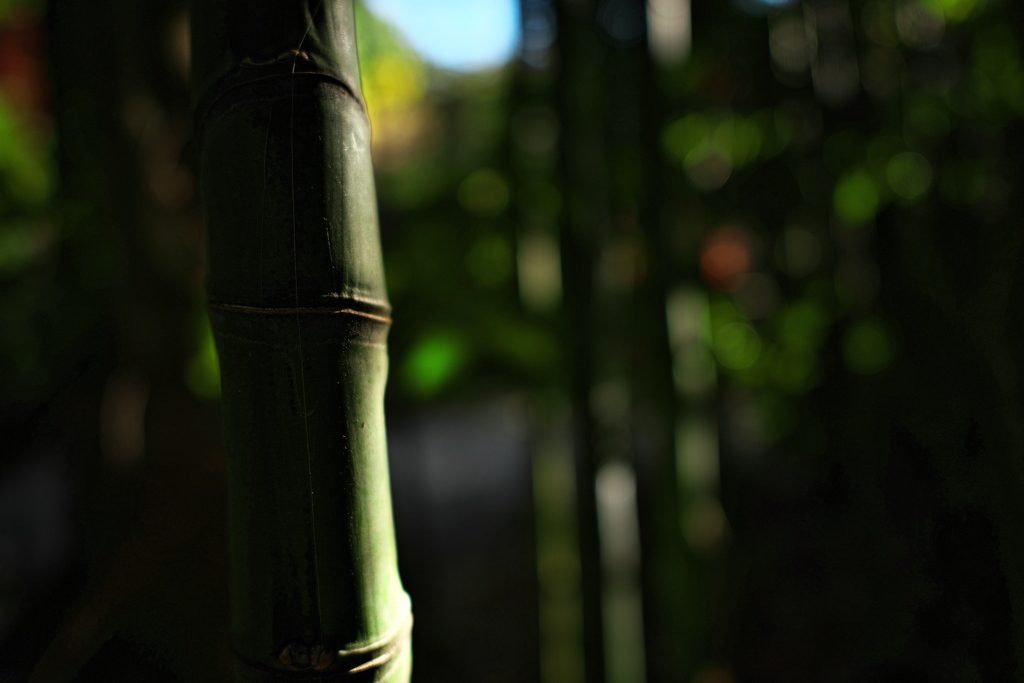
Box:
[694,664,734,683]
[700,225,752,291]
[0,11,48,117]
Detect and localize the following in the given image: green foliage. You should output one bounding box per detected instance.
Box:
[925,0,986,22]
[652,0,1024,449]
[834,170,881,225]
[185,313,221,399]
[713,322,761,370]
[0,97,52,264]
[662,109,783,191]
[0,15,60,406]
[0,104,49,209]
[403,332,466,396]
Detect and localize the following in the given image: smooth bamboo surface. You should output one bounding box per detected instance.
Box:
[191,2,411,680]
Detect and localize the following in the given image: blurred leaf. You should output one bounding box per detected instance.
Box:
[0,94,52,209]
[924,0,985,22]
[663,113,710,161]
[833,170,881,225]
[685,145,732,192]
[714,322,761,370]
[663,110,780,187]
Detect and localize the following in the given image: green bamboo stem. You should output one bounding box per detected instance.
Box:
[190,2,411,680]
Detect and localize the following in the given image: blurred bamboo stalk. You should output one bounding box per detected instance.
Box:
[190,2,411,680]
[624,8,694,679]
[553,1,609,681]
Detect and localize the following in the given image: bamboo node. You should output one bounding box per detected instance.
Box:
[241,49,311,68]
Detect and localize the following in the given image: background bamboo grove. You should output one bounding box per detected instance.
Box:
[1,0,1024,681]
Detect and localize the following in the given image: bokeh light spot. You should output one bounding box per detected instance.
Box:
[833,171,880,225]
[897,2,945,48]
[924,0,985,22]
[886,152,933,201]
[663,113,709,161]
[693,663,735,683]
[714,322,762,370]
[720,118,764,166]
[517,232,562,312]
[684,145,732,191]
[700,226,752,291]
[404,333,465,396]
[458,168,510,217]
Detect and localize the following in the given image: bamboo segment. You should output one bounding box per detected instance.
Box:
[191,2,411,680]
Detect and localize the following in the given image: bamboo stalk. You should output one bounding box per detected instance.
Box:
[553,1,609,681]
[190,2,411,680]
[627,36,693,683]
